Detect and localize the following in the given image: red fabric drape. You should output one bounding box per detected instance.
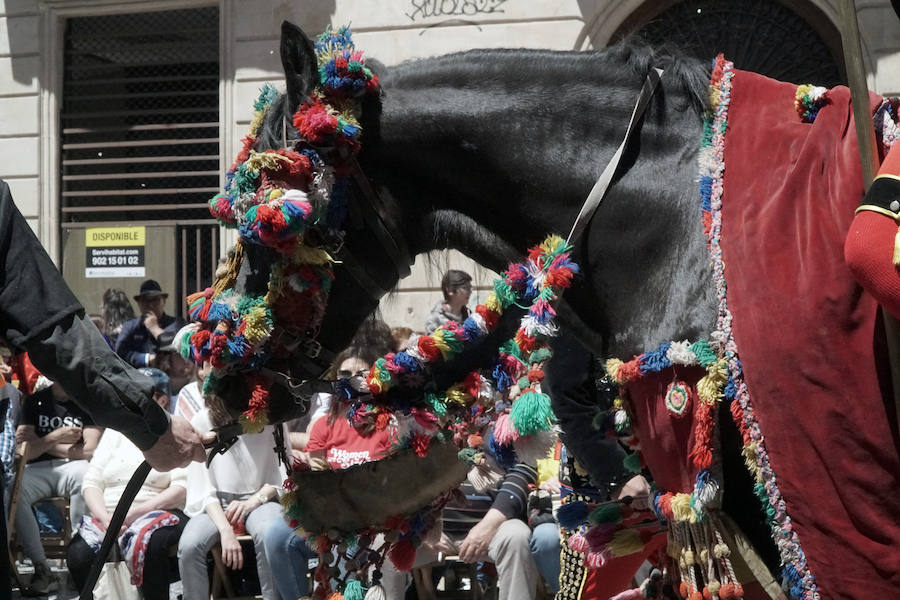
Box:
[721,71,900,597]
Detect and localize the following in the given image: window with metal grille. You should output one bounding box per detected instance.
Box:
[60,7,220,224]
[60,7,221,318]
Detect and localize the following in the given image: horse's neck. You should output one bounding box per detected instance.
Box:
[365,54,718,357]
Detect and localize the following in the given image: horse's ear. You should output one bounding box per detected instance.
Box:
[280,21,317,112]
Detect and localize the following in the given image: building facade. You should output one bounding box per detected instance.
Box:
[2,0,898,328]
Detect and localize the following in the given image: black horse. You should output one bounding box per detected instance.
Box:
[236,22,899,600]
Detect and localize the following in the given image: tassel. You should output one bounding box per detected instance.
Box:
[510,390,554,435]
[388,538,416,572]
[584,522,617,551]
[566,532,589,553]
[364,584,386,600]
[556,500,590,530]
[588,502,622,525]
[608,528,644,557]
[623,451,643,473]
[893,225,900,265]
[343,580,365,600]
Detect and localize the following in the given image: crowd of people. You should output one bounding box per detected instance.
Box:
[1,269,575,599]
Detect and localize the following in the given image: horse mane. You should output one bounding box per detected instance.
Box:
[383,37,710,114]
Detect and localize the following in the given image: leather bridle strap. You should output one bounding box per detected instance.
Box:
[350,162,412,282]
[566,67,664,246]
[79,460,152,600]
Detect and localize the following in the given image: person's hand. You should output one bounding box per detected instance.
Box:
[224,498,257,526]
[54,426,83,444]
[458,510,505,563]
[613,475,651,510]
[421,535,455,557]
[142,415,209,471]
[142,312,160,334]
[97,512,126,536]
[15,426,37,444]
[220,529,243,570]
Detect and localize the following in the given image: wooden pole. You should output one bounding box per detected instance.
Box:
[838,0,900,426]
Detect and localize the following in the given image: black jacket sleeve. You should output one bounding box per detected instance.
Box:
[546,332,629,489]
[0,180,169,450]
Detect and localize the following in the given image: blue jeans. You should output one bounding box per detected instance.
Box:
[530,522,561,594]
[263,517,317,599]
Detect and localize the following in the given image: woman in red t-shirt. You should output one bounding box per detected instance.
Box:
[305,345,396,471]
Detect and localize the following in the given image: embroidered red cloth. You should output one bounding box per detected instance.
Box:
[721,70,900,597]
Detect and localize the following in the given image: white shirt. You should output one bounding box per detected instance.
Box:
[174,381,204,423]
[184,408,287,516]
[82,429,188,513]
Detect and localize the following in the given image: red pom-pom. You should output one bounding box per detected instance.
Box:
[467,434,484,448]
[733,583,743,598]
[475,305,500,330]
[515,330,539,353]
[411,433,430,457]
[527,367,545,383]
[679,581,689,598]
[690,592,703,600]
[689,402,715,470]
[388,538,416,572]
[618,360,641,383]
[417,336,441,362]
[718,583,734,598]
[703,587,712,600]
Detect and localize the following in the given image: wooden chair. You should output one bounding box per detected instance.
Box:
[210,534,262,600]
[7,442,73,590]
[413,555,483,600]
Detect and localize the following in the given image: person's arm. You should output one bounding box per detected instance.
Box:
[125,485,187,527]
[114,320,152,368]
[16,424,80,461]
[67,425,102,461]
[206,501,243,569]
[289,431,308,450]
[0,181,204,470]
[82,486,114,531]
[457,463,538,563]
[223,484,277,526]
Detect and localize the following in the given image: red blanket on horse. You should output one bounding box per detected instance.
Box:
[722,69,900,597]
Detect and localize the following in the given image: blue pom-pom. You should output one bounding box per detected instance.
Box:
[555,500,590,530]
[488,432,516,469]
[393,352,420,372]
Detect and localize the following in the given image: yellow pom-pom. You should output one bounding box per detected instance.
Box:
[242,306,272,346]
[484,292,501,313]
[670,493,696,523]
[608,528,644,557]
[605,358,624,381]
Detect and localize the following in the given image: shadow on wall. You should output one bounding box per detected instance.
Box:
[3,5,38,87]
[274,0,337,36]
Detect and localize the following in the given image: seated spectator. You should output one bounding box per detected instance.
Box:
[178,396,287,600]
[66,386,188,600]
[424,270,472,334]
[114,280,181,368]
[173,359,210,422]
[0,348,20,498]
[100,288,135,348]
[13,382,102,596]
[155,336,196,397]
[266,324,396,599]
[381,461,560,600]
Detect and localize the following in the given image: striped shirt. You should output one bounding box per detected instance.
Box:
[443,463,537,537]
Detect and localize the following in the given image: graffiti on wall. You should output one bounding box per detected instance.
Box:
[406,0,508,21]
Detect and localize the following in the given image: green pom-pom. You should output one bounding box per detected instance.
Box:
[499,340,524,361]
[588,502,622,525]
[623,451,642,473]
[510,391,553,436]
[517,376,530,390]
[493,279,518,309]
[232,162,260,195]
[458,448,478,466]
[528,347,553,364]
[202,372,221,397]
[690,340,717,367]
[343,579,365,600]
[425,392,447,416]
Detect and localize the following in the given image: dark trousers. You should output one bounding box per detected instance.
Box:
[1,471,10,600]
[67,509,188,600]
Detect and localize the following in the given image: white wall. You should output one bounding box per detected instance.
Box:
[0,0,41,238]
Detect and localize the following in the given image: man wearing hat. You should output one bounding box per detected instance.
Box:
[115,280,182,368]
